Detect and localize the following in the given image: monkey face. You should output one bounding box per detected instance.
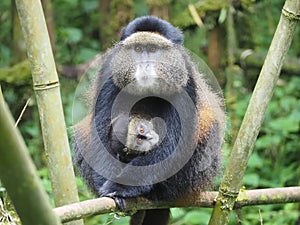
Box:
[124,117,159,154]
[111,32,189,96]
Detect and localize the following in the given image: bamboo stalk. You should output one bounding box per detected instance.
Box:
[53,187,300,223]
[209,0,300,224]
[0,87,61,225]
[14,1,82,224]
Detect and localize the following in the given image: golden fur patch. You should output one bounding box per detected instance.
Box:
[197,103,214,141]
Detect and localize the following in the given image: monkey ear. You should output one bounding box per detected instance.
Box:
[120,16,184,45]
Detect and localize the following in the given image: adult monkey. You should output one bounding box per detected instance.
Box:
[73,16,225,225]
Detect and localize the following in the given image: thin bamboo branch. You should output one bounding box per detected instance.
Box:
[2,49,299,86]
[53,187,300,223]
[209,0,300,224]
[14,1,82,224]
[226,0,236,67]
[0,87,61,225]
[15,97,31,127]
[188,4,204,28]
[235,49,300,75]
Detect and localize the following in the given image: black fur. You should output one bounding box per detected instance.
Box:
[73,16,224,225]
[120,16,184,45]
[74,75,221,224]
[129,209,170,225]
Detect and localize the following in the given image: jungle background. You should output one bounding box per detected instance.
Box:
[0,0,300,224]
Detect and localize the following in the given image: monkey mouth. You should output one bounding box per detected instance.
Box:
[136,134,148,140]
[135,73,158,88]
[134,62,158,87]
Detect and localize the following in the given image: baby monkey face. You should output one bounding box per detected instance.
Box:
[125,118,160,154]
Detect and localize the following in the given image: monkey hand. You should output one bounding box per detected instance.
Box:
[98,181,127,210]
[99,180,153,211]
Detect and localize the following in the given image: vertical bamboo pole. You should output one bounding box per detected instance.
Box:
[209,0,300,224]
[0,87,61,225]
[226,0,236,67]
[14,1,83,224]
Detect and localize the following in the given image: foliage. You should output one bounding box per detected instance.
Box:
[0,0,299,224]
[233,76,300,225]
[0,1,11,68]
[0,186,20,225]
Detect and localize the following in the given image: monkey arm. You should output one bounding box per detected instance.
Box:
[98,180,152,210]
[98,148,168,210]
[109,114,130,155]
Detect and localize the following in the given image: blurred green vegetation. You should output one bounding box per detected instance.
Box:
[0,0,299,224]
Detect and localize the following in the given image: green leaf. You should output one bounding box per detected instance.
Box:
[76,48,99,63]
[247,152,263,169]
[183,210,211,225]
[62,0,78,7]
[171,208,185,220]
[60,27,83,44]
[255,135,281,149]
[269,117,299,133]
[82,0,98,12]
[243,173,260,187]
[218,7,227,24]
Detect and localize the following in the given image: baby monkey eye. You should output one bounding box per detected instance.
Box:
[139,127,145,134]
[134,46,143,53]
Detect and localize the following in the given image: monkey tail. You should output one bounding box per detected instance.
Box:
[130,209,170,225]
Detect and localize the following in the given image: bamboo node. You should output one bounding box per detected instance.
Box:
[33,81,60,91]
[282,8,300,21]
[219,188,239,199]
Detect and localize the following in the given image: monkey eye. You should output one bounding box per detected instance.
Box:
[139,127,145,134]
[148,46,157,53]
[137,124,147,135]
[134,46,142,53]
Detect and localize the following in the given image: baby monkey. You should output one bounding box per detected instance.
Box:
[125,116,159,154]
[111,114,164,161]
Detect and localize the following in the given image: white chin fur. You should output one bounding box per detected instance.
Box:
[135,64,158,88]
[127,81,177,96]
[135,73,157,87]
[121,76,179,96]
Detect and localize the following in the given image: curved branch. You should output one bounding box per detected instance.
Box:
[53,187,300,223]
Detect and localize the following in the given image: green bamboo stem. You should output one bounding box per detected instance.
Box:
[0,87,61,225]
[209,0,300,224]
[53,187,300,223]
[14,1,82,224]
